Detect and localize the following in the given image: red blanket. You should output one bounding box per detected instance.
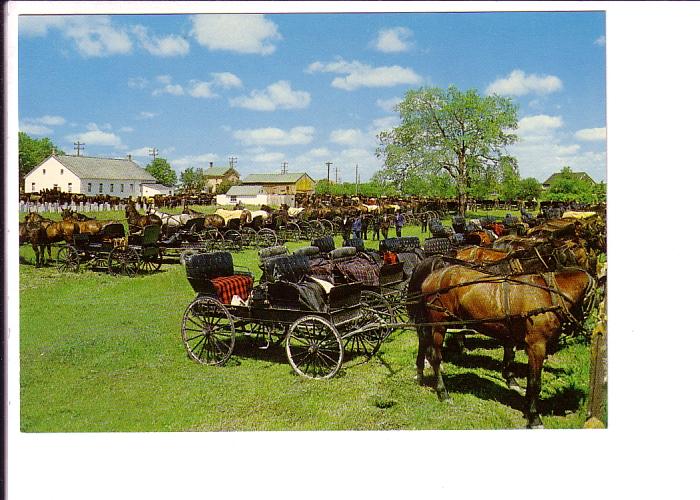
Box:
[211,275,253,303]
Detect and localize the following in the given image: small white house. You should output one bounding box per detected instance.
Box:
[23,154,157,198]
[141,183,175,197]
[222,185,268,206]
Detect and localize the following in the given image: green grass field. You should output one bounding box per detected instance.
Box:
[18,209,599,431]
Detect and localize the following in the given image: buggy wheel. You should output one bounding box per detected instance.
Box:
[241,227,257,247]
[223,230,243,251]
[320,219,334,235]
[204,229,225,252]
[108,247,140,276]
[285,315,343,379]
[139,248,163,273]
[181,296,235,365]
[285,222,301,242]
[255,228,277,248]
[56,245,80,273]
[346,290,395,356]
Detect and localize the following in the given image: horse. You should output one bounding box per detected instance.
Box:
[182,206,225,231]
[25,212,81,260]
[147,207,191,236]
[407,258,596,428]
[61,208,107,236]
[126,202,162,232]
[19,221,49,267]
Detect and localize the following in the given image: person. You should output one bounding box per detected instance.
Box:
[352,215,362,240]
[395,211,405,237]
[371,215,380,240]
[380,214,391,240]
[361,214,369,240]
[420,212,428,233]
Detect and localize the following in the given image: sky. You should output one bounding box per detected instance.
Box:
[18,10,606,184]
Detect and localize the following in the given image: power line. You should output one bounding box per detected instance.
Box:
[148,147,159,163]
[325,161,332,184]
[73,141,85,156]
[281,161,288,174]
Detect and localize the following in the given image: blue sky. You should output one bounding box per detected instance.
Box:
[18,11,606,183]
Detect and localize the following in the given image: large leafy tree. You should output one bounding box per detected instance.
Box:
[179,167,205,193]
[519,177,543,202]
[145,157,177,186]
[544,166,596,203]
[377,86,519,214]
[19,132,64,180]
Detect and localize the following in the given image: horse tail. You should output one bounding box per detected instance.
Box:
[407,254,447,328]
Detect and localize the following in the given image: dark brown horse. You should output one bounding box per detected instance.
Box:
[25,212,80,260]
[182,206,225,231]
[61,209,107,236]
[407,258,596,428]
[19,222,49,267]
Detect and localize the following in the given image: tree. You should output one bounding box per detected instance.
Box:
[518,177,543,202]
[544,166,595,203]
[145,157,177,186]
[216,178,239,195]
[179,167,205,193]
[498,156,521,201]
[19,132,64,182]
[377,86,519,214]
[402,171,456,198]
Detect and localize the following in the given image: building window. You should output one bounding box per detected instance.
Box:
[31,182,35,191]
[130,184,134,192]
[42,169,46,174]
[68,183,72,193]
[121,184,124,193]
[53,184,59,190]
[99,183,103,193]
[110,184,114,193]
[60,169,64,175]
[88,183,92,192]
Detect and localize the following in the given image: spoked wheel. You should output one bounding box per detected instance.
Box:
[56,245,80,273]
[285,315,343,379]
[108,247,140,276]
[241,227,257,247]
[204,229,226,252]
[255,228,277,248]
[181,296,235,365]
[139,248,163,273]
[320,219,334,235]
[346,290,395,356]
[223,230,243,251]
[284,222,301,242]
[308,220,325,240]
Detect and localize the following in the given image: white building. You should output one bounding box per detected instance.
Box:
[142,183,175,197]
[23,154,159,198]
[222,185,269,205]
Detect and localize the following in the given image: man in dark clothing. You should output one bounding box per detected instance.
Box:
[371,215,380,240]
[395,211,405,238]
[420,212,428,233]
[352,216,362,240]
[361,214,369,240]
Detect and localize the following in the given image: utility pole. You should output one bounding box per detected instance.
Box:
[334,164,338,184]
[281,161,288,174]
[355,164,359,196]
[325,161,332,184]
[148,147,159,163]
[229,156,238,169]
[73,141,85,156]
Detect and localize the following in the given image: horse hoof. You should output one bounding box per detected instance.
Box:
[509,383,525,396]
[527,423,545,430]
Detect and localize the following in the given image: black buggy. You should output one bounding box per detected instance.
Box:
[181,251,395,379]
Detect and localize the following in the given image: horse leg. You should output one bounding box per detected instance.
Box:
[524,339,546,429]
[429,326,451,402]
[32,242,41,267]
[415,326,429,384]
[502,342,523,394]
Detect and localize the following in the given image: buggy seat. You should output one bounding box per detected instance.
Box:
[185,252,253,304]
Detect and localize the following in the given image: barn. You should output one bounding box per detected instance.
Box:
[202,162,240,194]
[23,154,157,199]
[240,172,315,195]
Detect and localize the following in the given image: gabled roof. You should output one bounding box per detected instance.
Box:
[542,171,595,186]
[226,185,264,196]
[38,155,156,181]
[241,172,314,185]
[142,183,172,191]
[203,166,236,178]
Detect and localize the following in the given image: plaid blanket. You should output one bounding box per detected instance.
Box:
[308,257,335,284]
[211,275,253,303]
[396,251,420,276]
[334,257,380,287]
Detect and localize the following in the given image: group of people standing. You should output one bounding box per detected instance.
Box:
[344,211,406,241]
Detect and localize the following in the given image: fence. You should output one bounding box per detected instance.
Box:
[19,201,139,214]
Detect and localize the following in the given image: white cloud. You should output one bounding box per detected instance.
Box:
[251,152,286,164]
[518,114,563,135]
[486,69,563,96]
[36,115,66,126]
[188,81,218,99]
[170,153,220,170]
[59,16,132,57]
[233,126,315,146]
[376,97,402,113]
[575,127,607,141]
[230,81,311,111]
[211,72,243,89]
[191,14,281,55]
[156,75,172,84]
[307,58,423,91]
[330,128,365,146]
[119,126,134,133]
[153,84,185,96]
[595,35,606,46]
[19,16,68,37]
[373,27,413,53]
[138,111,157,119]
[127,146,153,157]
[308,148,331,158]
[371,116,400,131]
[128,76,149,89]
[20,122,53,135]
[132,25,189,57]
[68,123,123,147]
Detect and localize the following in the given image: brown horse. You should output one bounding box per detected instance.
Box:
[407,258,596,428]
[61,209,107,236]
[182,206,225,231]
[126,202,162,232]
[25,212,80,260]
[19,222,49,267]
